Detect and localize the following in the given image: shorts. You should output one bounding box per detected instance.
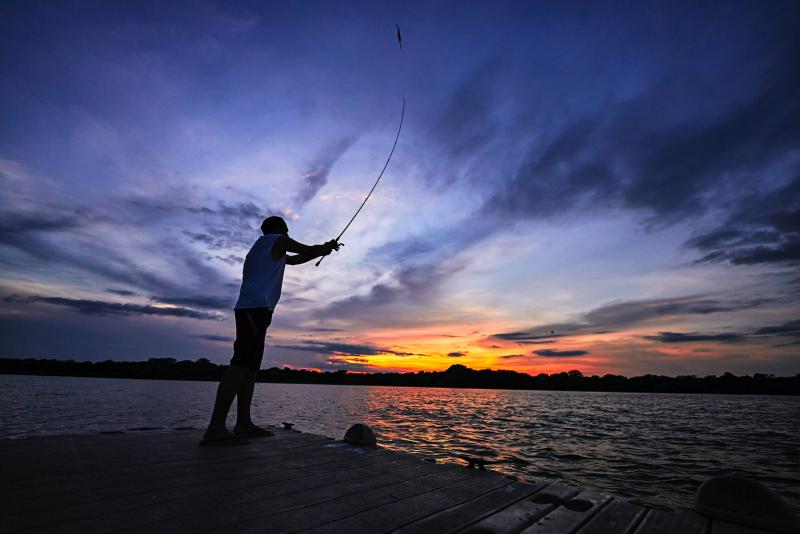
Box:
[230,307,273,371]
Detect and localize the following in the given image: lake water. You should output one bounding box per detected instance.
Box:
[1,374,798,511]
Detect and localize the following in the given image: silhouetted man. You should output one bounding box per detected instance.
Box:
[201,216,340,445]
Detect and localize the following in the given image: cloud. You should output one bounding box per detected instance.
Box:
[478,39,799,238]
[493,331,566,344]
[754,320,800,337]
[429,60,501,163]
[644,331,746,343]
[273,340,416,357]
[106,288,140,297]
[295,137,357,205]
[447,351,466,357]
[490,295,769,344]
[688,176,800,265]
[192,334,234,342]
[534,349,589,357]
[312,259,466,325]
[153,295,233,311]
[7,295,221,320]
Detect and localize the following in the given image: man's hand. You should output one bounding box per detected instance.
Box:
[325,239,343,253]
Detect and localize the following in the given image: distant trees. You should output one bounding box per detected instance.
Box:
[0,358,797,395]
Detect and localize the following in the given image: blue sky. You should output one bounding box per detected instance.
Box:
[1,1,798,376]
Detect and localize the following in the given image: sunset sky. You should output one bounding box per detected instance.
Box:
[1,1,798,377]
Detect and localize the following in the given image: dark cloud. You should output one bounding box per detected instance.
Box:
[644,332,746,343]
[534,349,588,357]
[213,254,243,266]
[479,39,799,240]
[582,297,761,326]
[688,177,800,265]
[493,332,566,344]
[642,321,800,345]
[754,320,800,337]
[273,340,415,357]
[6,295,221,320]
[491,295,769,344]
[430,60,501,162]
[192,334,234,342]
[313,260,465,324]
[153,295,233,311]
[0,211,83,240]
[499,354,527,359]
[106,288,139,297]
[295,137,357,205]
[447,351,466,358]
[0,203,238,302]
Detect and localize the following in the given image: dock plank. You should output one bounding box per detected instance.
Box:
[210,465,477,533]
[394,480,547,534]
[8,446,426,533]
[576,498,647,534]
[710,519,776,534]
[111,463,464,534]
[302,470,516,533]
[1,429,319,484]
[633,508,709,534]
[1,437,334,506]
[0,430,771,534]
[4,447,421,529]
[460,484,580,534]
[521,490,611,533]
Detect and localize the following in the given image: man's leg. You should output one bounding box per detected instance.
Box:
[234,309,273,435]
[234,369,258,431]
[204,365,249,440]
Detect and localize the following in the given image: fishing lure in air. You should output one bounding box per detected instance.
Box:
[316,25,405,267]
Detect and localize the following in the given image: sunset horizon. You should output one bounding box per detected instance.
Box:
[2,2,798,378]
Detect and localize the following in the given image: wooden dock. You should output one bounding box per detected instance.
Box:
[0,427,777,533]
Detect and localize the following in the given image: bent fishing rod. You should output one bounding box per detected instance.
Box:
[316,25,405,267]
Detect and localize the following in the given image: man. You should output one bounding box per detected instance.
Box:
[201,216,340,445]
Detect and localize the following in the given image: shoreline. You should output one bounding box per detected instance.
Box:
[3,369,799,396]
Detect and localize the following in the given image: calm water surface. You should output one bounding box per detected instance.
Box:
[1,374,798,511]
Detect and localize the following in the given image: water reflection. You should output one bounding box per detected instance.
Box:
[1,375,798,511]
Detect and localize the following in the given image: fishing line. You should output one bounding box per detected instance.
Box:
[316,25,405,267]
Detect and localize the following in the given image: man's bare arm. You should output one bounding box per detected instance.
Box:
[286,254,315,265]
[273,235,340,262]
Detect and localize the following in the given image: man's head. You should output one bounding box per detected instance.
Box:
[261,216,288,235]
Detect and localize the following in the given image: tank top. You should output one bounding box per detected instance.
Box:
[234,234,286,311]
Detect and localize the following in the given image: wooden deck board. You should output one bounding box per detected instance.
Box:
[393,480,547,534]
[210,466,478,533]
[8,448,427,533]
[0,430,761,534]
[301,470,516,533]
[460,483,581,533]
[633,508,709,534]
[520,490,612,533]
[1,438,336,506]
[710,519,776,534]
[576,498,647,534]
[1,429,320,484]
[4,447,421,528]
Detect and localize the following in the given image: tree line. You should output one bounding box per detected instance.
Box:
[1,358,798,394]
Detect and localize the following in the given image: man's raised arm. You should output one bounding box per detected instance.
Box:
[273,235,340,265]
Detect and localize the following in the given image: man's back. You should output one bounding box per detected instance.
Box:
[235,234,286,311]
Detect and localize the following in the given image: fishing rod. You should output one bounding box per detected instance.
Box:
[316,25,405,267]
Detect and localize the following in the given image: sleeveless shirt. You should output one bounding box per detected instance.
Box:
[234,234,286,311]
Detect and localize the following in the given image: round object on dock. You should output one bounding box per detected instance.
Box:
[695,475,799,534]
[343,423,377,446]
